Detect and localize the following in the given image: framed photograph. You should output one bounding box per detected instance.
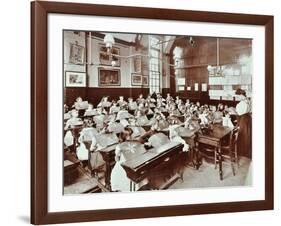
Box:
[133,56,142,73]
[65,71,86,87]
[131,73,143,86]
[142,75,149,86]
[98,68,121,86]
[99,44,121,66]
[31,1,273,225]
[69,43,85,64]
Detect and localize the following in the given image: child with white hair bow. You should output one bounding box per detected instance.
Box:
[168,124,189,152]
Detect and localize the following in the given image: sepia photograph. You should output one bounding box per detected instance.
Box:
[30,1,274,224]
[63,30,253,195]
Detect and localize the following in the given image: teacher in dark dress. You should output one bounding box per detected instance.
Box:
[235,88,252,159]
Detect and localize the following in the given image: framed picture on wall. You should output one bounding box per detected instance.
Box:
[69,43,85,65]
[99,45,121,66]
[31,1,273,225]
[98,68,121,86]
[65,71,86,87]
[142,75,149,86]
[131,73,142,86]
[133,56,142,73]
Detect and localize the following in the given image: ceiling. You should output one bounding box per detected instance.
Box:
[101,33,137,43]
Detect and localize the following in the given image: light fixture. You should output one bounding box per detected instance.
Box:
[207,38,224,76]
[189,37,195,47]
[173,46,183,68]
[111,60,117,67]
[103,34,115,51]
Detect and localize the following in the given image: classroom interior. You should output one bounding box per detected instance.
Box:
[63,30,252,194]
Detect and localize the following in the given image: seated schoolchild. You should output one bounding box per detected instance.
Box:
[128,97,138,111]
[64,110,71,121]
[136,102,148,115]
[177,99,186,113]
[222,112,234,128]
[184,113,194,130]
[73,96,89,110]
[111,128,147,191]
[129,125,146,138]
[169,104,181,117]
[198,109,210,126]
[64,109,83,130]
[93,113,107,131]
[166,93,173,102]
[83,117,94,128]
[185,99,191,107]
[136,94,145,105]
[76,135,105,176]
[146,94,156,103]
[168,124,189,152]
[213,107,223,124]
[64,104,69,113]
[76,124,98,163]
[151,112,169,130]
[135,110,149,126]
[146,132,170,148]
[117,96,127,108]
[117,108,133,121]
[107,119,125,134]
[84,104,98,117]
[167,115,182,125]
[97,96,112,108]
[175,96,181,105]
[109,101,120,114]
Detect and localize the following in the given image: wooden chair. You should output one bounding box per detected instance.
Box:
[220,126,240,176]
[200,126,240,176]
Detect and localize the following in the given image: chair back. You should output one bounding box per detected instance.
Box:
[231,126,240,147]
[223,126,239,148]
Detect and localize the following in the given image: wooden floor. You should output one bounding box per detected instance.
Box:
[170,156,251,190]
[64,156,251,194]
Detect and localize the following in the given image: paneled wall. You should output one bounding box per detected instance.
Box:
[64,31,150,107]
[170,36,252,103]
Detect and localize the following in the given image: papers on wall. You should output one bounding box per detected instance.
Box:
[178,86,185,91]
[194,83,199,91]
[187,86,191,91]
[177,78,186,85]
[201,83,207,92]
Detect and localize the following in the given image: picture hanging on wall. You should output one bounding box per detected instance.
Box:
[69,43,85,65]
[133,55,142,73]
[98,68,121,86]
[142,75,149,86]
[99,45,121,66]
[131,73,142,86]
[65,71,86,87]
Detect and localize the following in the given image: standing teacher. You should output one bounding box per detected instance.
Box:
[235,88,252,159]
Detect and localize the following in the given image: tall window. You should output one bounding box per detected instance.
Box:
[149,36,161,94]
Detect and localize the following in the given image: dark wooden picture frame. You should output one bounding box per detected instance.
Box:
[31,1,274,225]
[98,68,121,86]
